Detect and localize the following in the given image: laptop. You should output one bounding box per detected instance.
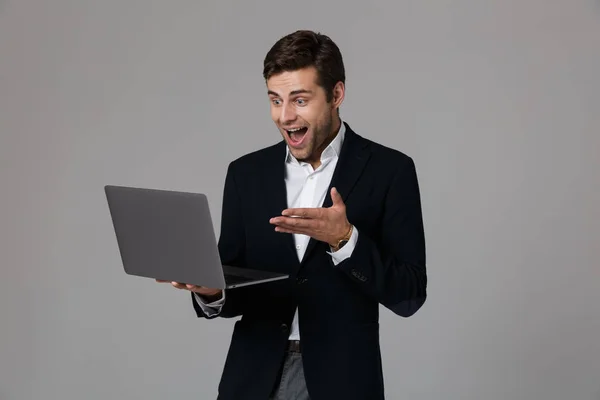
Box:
[104,185,289,289]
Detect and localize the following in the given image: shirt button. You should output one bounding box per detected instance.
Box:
[296,245,301,249]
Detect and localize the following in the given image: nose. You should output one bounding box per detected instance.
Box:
[280,102,297,125]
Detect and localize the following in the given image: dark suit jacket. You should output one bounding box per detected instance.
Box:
[192,122,427,399]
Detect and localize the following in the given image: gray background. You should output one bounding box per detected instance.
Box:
[1,0,599,399]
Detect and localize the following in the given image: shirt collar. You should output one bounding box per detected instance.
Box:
[285,120,346,165]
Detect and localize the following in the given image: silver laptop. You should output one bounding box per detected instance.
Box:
[104,185,289,289]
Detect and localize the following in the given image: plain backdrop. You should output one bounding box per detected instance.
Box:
[1,1,599,399]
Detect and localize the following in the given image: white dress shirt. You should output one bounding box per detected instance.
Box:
[194,121,359,341]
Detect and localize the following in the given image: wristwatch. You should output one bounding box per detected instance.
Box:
[331,225,353,252]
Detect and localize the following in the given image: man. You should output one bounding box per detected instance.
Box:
[159,30,427,399]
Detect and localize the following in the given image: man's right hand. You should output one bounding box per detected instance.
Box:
[156,279,223,301]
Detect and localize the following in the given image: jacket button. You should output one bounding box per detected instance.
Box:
[297,277,308,284]
[280,323,289,332]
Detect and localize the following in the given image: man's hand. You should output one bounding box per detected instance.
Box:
[156,280,223,301]
[269,187,351,247]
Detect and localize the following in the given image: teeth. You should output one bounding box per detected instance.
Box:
[287,127,306,133]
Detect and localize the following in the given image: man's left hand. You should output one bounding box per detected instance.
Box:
[269,187,351,247]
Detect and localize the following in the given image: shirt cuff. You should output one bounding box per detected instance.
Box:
[193,290,226,317]
[327,225,359,265]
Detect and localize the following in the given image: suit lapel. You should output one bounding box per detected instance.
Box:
[301,123,371,264]
[261,141,300,269]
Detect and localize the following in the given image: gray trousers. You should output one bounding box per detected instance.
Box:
[269,351,310,400]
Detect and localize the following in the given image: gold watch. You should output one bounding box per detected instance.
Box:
[332,225,353,252]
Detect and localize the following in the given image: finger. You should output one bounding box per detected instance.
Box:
[274,221,318,233]
[281,208,319,219]
[171,281,186,289]
[156,279,169,283]
[185,284,200,290]
[270,216,302,226]
[331,187,344,206]
[273,217,318,230]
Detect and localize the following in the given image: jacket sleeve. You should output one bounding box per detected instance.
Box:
[191,161,255,319]
[334,156,427,317]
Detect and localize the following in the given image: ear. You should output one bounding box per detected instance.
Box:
[332,81,345,110]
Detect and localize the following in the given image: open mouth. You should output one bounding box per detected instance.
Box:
[285,127,308,145]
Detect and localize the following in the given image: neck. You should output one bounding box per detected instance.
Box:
[309,115,341,169]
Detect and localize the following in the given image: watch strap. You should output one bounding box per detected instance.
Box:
[332,225,353,252]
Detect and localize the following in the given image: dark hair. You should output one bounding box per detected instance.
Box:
[263,30,345,103]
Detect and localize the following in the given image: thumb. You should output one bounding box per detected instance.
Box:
[331,187,344,206]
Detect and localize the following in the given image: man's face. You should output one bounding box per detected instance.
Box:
[267,66,343,166]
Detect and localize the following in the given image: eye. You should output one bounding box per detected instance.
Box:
[295,98,307,106]
[271,98,282,106]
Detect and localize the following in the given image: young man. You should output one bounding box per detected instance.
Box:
[160,30,427,399]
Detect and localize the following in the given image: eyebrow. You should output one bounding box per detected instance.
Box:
[268,89,313,97]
